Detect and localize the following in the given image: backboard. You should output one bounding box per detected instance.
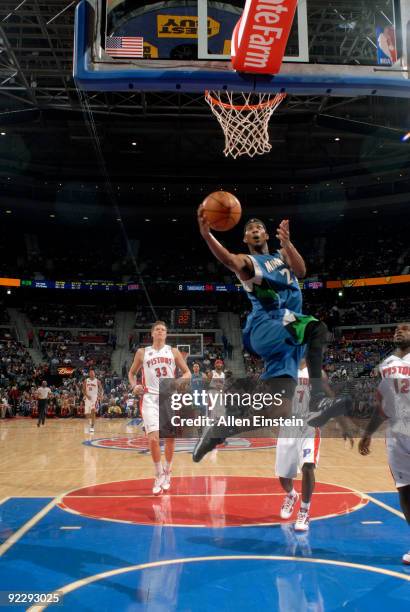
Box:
[74,0,410,97]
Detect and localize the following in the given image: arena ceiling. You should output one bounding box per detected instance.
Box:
[0,0,409,216]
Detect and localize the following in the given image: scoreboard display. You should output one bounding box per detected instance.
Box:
[173,308,194,328]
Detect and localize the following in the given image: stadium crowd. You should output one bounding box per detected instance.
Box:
[0,220,408,282]
[24,304,115,328]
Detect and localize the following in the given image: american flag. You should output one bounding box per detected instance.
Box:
[105,36,144,58]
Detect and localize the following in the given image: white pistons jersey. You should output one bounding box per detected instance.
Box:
[142,345,176,394]
[378,353,410,438]
[378,352,410,486]
[85,378,99,400]
[292,367,310,419]
[209,370,225,390]
[275,367,320,479]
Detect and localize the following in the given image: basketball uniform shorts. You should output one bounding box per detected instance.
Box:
[275,426,321,479]
[84,398,97,414]
[242,309,317,380]
[386,434,410,487]
[141,393,160,434]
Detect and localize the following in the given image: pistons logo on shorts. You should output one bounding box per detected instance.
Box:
[303,448,312,458]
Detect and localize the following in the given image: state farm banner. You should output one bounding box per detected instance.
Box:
[231,0,298,74]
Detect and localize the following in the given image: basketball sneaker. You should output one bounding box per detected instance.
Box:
[280,492,299,519]
[307,394,352,428]
[162,470,171,492]
[89,426,94,434]
[403,551,410,565]
[152,473,165,495]
[193,432,226,463]
[294,509,310,532]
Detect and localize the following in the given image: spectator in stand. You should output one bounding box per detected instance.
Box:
[28,329,34,348]
[0,392,12,419]
[8,385,19,413]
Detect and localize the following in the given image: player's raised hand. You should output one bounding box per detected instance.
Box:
[276,219,290,247]
[197,204,211,236]
[358,436,371,455]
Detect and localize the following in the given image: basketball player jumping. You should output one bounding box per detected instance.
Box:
[82,369,103,434]
[358,323,410,564]
[129,321,191,495]
[193,213,350,462]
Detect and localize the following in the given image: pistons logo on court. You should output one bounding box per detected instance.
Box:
[83,436,276,453]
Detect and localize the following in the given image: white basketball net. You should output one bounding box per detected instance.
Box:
[205,91,287,159]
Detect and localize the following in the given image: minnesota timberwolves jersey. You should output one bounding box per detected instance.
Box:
[239,252,302,315]
[191,372,205,393]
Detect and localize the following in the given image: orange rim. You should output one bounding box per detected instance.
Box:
[204,91,286,111]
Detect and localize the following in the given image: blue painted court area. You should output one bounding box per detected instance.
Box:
[0,492,409,611]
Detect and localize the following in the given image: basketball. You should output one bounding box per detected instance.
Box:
[201,191,242,231]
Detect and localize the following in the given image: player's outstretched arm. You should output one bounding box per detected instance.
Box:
[128,348,145,395]
[82,379,90,400]
[358,392,386,455]
[277,220,306,278]
[197,205,254,279]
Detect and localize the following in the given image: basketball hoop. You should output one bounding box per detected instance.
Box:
[205,91,287,159]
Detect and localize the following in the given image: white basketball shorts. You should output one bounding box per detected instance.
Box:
[275,427,321,479]
[84,398,97,414]
[386,434,410,488]
[141,393,160,434]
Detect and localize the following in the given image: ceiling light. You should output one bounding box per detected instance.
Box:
[0,132,5,136]
[49,214,55,218]
[145,218,151,222]
[83,216,88,220]
[334,137,340,141]
[5,210,11,214]
[132,142,137,146]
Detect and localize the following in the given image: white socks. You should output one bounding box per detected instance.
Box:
[154,461,172,477]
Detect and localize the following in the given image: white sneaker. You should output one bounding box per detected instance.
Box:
[403,551,410,565]
[152,473,165,495]
[294,509,310,532]
[280,492,299,519]
[89,426,94,434]
[162,470,171,492]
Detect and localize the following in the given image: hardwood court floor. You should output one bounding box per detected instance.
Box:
[1,418,408,611]
[0,417,395,498]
